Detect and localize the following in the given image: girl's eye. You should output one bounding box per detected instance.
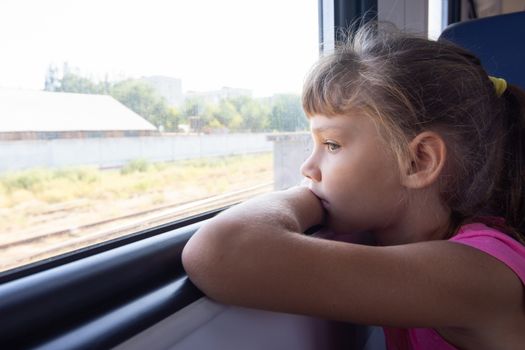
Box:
[323,141,340,152]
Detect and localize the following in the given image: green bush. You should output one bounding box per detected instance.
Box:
[121,159,150,175]
[0,169,52,192]
[53,167,99,183]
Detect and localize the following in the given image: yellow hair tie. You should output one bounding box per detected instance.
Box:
[489,76,507,97]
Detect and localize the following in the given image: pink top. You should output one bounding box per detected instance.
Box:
[384,222,525,350]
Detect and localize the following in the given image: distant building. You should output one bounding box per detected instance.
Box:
[0,89,158,141]
[185,86,252,104]
[141,76,184,106]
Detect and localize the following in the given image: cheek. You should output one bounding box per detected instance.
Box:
[322,154,404,232]
[326,150,399,199]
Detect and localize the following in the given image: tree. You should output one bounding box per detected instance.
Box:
[181,97,207,119]
[201,104,223,129]
[44,63,102,94]
[216,100,242,130]
[44,64,60,91]
[269,94,308,132]
[110,79,178,131]
[60,72,101,94]
[164,107,182,132]
[180,97,217,132]
[189,95,272,132]
[238,98,270,132]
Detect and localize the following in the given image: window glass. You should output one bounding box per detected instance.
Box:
[0,0,318,272]
[428,0,446,40]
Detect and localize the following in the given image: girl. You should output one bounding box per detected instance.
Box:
[182,24,525,349]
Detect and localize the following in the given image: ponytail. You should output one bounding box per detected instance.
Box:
[498,84,525,243]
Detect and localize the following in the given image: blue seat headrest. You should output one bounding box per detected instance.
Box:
[439,11,525,90]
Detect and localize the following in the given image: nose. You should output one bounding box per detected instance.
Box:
[300,152,322,182]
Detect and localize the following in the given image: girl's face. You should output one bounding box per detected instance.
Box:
[301,113,407,237]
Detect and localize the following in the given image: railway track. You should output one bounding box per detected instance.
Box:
[0,182,273,271]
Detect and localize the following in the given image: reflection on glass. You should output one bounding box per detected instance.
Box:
[0,0,318,272]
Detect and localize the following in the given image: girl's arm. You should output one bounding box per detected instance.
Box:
[182,187,522,329]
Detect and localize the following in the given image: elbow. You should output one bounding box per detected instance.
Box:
[181,227,219,294]
[181,220,240,301]
[181,234,205,287]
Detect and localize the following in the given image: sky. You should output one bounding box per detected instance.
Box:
[0,0,319,97]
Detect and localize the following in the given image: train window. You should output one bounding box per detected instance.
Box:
[428,0,447,39]
[0,0,319,273]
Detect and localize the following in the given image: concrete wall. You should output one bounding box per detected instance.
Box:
[0,133,272,172]
[1,132,314,192]
[268,133,312,190]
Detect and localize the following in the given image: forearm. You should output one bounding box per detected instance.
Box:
[215,186,324,233]
[181,186,324,301]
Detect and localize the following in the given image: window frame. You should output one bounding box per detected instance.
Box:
[0,210,222,348]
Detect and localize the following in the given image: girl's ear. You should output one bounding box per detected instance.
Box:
[401,131,447,189]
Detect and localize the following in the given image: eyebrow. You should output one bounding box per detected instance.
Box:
[311,126,345,134]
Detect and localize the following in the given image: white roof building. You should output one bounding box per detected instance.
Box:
[0,89,157,136]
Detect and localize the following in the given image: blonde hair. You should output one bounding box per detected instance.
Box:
[302,23,525,241]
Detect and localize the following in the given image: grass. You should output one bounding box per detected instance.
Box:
[0,153,272,207]
[0,167,101,204]
[0,153,273,232]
